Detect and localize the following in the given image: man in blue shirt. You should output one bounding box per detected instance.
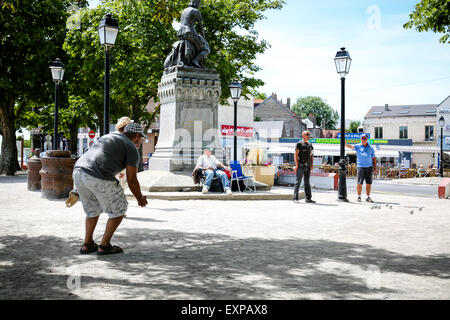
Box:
[345,134,377,202]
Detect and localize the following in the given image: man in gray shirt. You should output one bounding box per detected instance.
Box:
[73,123,148,255]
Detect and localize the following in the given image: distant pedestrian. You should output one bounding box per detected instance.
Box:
[293,131,316,203]
[345,134,377,202]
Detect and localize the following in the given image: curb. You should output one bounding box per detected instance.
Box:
[125,191,305,201]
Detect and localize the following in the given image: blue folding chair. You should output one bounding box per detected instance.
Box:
[229,161,256,192]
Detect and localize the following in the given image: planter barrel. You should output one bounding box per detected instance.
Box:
[40,151,76,199]
[27,156,42,191]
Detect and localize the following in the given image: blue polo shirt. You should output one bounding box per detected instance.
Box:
[354,144,375,168]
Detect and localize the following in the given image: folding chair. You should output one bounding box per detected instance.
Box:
[229,161,256,192]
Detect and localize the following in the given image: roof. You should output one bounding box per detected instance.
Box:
[255,95,304,124]
[364,104,438,118]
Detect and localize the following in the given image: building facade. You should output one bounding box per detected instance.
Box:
[436,96,450,167]
[254,93,306,140]
[364,104,439,167]
[218,96,255,163]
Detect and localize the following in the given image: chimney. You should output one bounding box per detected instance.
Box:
[287,98,291,109]
[321,119,326,130]
[385,104,390,111]
[308,114,317,128]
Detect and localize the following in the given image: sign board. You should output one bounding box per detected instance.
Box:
[89,140,94,147]
[310,138,413,146]
[88,130,96,139]
[337,133,371,139]
[221,125,254,138]
[437,136,450,151]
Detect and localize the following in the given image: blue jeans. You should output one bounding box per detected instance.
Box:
[204,169,230,190]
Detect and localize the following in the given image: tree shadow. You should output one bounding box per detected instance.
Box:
[0,175,28,184]
[0,231,449,300]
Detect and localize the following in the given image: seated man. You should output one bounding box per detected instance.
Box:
[417,165,426,177]
[195,147,232,195]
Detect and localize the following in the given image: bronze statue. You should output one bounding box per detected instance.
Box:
[164,0,210,69]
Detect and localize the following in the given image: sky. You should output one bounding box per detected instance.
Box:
[252,0,450,121]
[86,0,450,123]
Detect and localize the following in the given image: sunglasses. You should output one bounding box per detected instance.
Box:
[305,134,311,136]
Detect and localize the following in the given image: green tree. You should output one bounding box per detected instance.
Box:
[291,96,339,130]
[349,120,361,133]
[0,0,87,175]
[404,0,450,44]
[253,92,268,100]
[62,0,284,148]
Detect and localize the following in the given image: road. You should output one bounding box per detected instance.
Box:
[344,178,437,198]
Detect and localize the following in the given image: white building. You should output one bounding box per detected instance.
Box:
[364,103,439,167]
[436,96,450,165]
[218,96,255,163]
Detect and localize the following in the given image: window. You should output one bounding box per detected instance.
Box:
[399,126,408,139]
[375,127,383,139]
[425,125,434,141]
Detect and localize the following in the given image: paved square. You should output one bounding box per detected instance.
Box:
[0,175,449,299]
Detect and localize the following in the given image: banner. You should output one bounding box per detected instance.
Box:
[221,125,254,138]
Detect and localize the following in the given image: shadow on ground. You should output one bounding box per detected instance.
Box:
[0,175,28,184]
[0,229,449,300]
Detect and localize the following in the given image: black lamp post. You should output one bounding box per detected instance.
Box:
[334,47,352,202]
[49,58,65,150]
[439,116,445,177]
[98,13,119,136]
[229,81,242,162]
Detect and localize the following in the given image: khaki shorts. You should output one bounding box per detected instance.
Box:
[73,168,128,219]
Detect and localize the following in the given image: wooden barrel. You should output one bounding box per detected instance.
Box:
[27,156,42,191]
[40,156,76,199]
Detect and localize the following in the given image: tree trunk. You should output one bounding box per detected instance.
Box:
[68,121,79,157]
[0,102,18,175]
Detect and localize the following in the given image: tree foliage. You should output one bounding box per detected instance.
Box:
[291,96,339,130]
[404,0,450,44]
[1,0,284,174]
[0,0,87,175]
[349,120,361,133]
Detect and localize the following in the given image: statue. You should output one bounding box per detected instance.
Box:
[164,0,210,70]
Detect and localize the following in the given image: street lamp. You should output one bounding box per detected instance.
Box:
[230,81,242,162]
[334,47,352,202]
[439,116,445,177]
[98,13,119,135]
[49,58,65,150]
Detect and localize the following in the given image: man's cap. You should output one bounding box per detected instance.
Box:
[203,146,213,151]
[361,134,368,140]
[123,123,145,136]
[116,117,134,129]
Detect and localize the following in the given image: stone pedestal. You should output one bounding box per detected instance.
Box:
[148,67,223,172]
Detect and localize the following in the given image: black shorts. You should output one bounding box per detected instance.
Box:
[357,166,373,185]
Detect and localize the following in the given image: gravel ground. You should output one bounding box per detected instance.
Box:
[0,175,449,300]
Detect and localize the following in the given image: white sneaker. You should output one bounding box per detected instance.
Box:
[225,188,232,195]
[202,186,209,194]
